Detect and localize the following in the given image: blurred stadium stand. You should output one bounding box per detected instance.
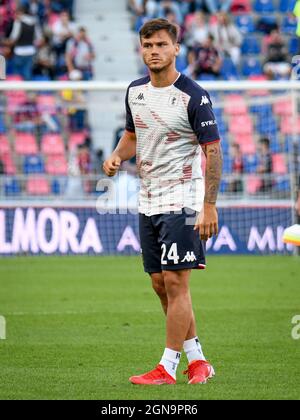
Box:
[0,0,299,201]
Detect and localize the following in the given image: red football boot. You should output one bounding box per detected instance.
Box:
[129,364,176,385]
[183,360,215,385]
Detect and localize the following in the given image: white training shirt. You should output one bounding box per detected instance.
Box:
[125,73,220,216]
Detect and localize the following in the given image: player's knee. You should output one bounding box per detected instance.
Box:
[151,273,167,299]
[163,271,189,300]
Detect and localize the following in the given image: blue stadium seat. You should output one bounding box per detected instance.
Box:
[270,140,282,153]
[289,37,299,55]
[254,0,275,13]
[222,155,233,174]
[5,179,21,196]
[198,74,218,81]
[276,179,290,192]
[220,134,229,154]
[220,57,239,79]
[250,104,273,115]
[241,36,261,54]
[52,179,61,195]
[256,117,278,136]
[220,180,229,193]
[279,0,297,13]
[216,117,228,135]
[0,115,6,134]
[281,16,298,34]
[212,107,222,119]
[23,155,45,175]
[244,155,259,173]
[242,58,263,77]
[176,55,188,72]
[235,15,255,34]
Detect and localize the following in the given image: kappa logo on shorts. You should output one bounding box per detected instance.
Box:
[181,251,197,263]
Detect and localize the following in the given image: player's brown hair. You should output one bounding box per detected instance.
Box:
[139,19,179,44]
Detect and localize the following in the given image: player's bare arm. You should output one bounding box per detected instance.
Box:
[194,142,223,241]
[103,130,137,177]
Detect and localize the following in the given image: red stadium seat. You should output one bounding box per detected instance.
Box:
[224,95,248,115]
[229,115,253,135]
[231,0,252,14]
[69,132,87,150]
[233,134,256,154]
[15,133,38,155]
[280,117,300,135]
[46,155,68,175]
[6,91,28,113]
[6,75,24,81]
[37,95,57,114]
[0,152,17,175]
[247,75,269,96]
[246,175,262,194]
[0,135,10,154]
[41,134,65,155]
[272,154,287,174]
[26,177,51,195]
[273,99,293,117]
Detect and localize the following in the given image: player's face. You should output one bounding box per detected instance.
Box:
[141,30,180,73]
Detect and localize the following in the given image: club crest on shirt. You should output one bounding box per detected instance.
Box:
[169,94,179,107]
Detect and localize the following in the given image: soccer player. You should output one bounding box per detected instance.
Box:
[103,18,222,385]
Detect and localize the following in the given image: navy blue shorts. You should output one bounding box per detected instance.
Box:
[139,208,206,274]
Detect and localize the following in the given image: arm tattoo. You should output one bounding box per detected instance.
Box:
[204,143,223,205]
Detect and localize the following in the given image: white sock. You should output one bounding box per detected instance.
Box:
[159,348,181,379]
[183,337,206,363]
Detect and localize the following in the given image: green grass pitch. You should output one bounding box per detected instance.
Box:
[0,255,299,400]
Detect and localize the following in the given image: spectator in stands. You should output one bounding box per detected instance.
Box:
[78,143,91,175]
[33,34,56,79]
[65,27,95,81]
[157,1,184,25]
[66,145,84,197]
[184,11,208,48]
[263,29,291,80]
[257,137,273,193]
[52,10,76,62]
[50,0,74,18]
[0,1,14,68]
[78,143,92,193]
[228,143,244,193]
[23,0,47,25]
[13,92,40,132]
[0,0,15,38]
[0,158,4,175]
[187,34,222,79]
[4,4,42,80]
[203,0,232,14]
[128,0,145,16]
[210,12,242,66]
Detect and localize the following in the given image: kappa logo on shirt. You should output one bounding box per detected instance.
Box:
[200,96,209,106]
[181,251,197,263]
[136,93,145,101]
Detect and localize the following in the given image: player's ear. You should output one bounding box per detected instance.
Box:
[175,43,180,57]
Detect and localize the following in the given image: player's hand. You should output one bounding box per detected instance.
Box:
[103,155,121,177]
[194,203,219,241]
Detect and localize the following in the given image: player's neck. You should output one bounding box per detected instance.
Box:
[149,68,180,88]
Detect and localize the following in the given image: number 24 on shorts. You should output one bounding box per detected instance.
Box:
[161,243,180,265]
